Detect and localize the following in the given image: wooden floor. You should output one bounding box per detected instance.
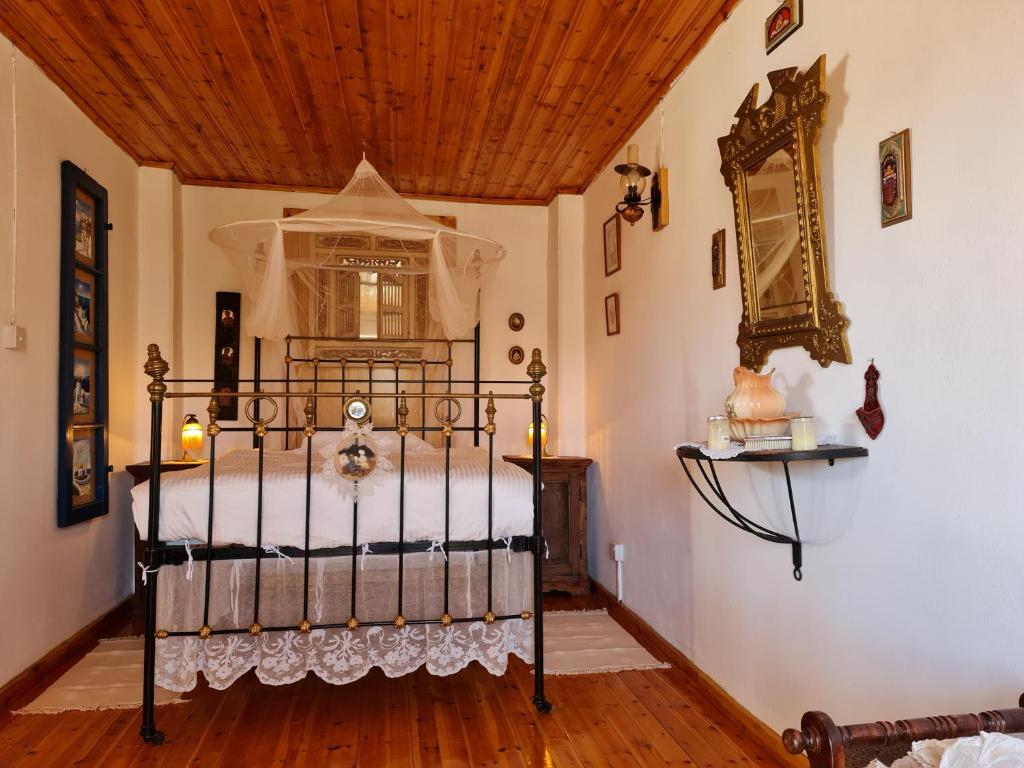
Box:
[0,594,790,767]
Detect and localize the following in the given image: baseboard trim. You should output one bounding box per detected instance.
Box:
[0,598,132,718]
[590,578,803,768]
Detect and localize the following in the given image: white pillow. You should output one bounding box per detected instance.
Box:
[308,429,435,455]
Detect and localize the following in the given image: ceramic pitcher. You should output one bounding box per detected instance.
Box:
[724,366,786,420]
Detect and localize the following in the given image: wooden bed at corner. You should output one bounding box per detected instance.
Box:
[782,694,1024,767]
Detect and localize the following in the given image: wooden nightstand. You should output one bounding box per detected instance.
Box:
[502,455,593,595]
[125,461,206,618]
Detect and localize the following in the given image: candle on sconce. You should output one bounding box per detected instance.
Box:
[790,416,817,451]
[707,416,730,450]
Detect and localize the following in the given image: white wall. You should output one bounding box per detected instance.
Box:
[164,186,550,458]
[0,41,139,686]
[583,0,1024,732]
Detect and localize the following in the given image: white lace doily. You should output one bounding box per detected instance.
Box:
[673,441,746,459]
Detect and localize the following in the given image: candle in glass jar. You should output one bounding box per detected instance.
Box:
[707,416,731,450]
[790,416,817,451]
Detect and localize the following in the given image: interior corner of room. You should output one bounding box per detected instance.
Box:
[1,1,1023,766]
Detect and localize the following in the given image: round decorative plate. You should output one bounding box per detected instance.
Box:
[508,346,525,365]
[333,438,378,481]
[343,396,372,425]
[508,312,525,332]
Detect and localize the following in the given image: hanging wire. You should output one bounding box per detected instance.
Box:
[9,42,17,326]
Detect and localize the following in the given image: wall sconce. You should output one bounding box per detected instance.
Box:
[527,414,550,457]
[181,414,203,461]
[614,144,652,225]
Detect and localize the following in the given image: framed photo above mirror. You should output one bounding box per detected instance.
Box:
[717,55,851,371]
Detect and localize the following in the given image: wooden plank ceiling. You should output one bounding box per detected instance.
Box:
[0,0,737,204]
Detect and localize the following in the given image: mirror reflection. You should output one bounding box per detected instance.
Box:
[743,147,807,320]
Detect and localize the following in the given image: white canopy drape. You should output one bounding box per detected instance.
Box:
[209,159,506,340]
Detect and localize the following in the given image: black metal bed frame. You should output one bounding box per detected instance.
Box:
[139,335,551,745]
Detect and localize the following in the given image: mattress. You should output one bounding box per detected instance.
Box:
[131,446,535,548]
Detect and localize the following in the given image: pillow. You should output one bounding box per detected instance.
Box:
[308,429,435,455]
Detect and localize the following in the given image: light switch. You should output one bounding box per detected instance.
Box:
[2,324,26,350]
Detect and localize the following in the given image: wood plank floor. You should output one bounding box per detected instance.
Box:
[0,594,791,767]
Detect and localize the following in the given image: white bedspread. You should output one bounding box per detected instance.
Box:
[869,732,1024,768]
[131,447,534,547]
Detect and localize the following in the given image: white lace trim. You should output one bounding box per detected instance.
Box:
[673,441,746,459]
[155,619,534,692]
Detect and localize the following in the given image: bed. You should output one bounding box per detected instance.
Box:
[136,338,553,745]
[782,696,1024,767]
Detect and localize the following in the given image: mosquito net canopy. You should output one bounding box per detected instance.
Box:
[209,159,506,340]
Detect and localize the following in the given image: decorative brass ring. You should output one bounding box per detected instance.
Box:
[433,398,463,426]
[243,396,279,426]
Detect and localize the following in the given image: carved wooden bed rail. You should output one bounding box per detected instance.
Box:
[782,695,1024,768]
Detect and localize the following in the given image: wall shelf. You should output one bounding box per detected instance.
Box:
[675,444,868,581]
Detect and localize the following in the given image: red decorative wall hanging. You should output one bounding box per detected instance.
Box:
[856,361,885,439]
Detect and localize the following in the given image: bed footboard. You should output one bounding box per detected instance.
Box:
[782,695,1024,768]
[138,341,551,744]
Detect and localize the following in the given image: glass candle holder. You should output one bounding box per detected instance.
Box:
[707,416,731,450]
[790,416,817,451]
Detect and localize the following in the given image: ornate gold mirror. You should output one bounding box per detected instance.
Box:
[718,55,851,370]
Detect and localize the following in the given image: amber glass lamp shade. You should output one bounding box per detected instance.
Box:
[527,414,550,457]
[181,414,203,461]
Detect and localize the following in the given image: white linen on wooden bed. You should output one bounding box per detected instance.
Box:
[131,446,534,547]
[868,732,1024,768]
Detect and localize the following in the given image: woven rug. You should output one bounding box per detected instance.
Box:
[542,609,670,675]
[14,637,184,715]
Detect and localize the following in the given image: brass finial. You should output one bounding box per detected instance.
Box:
[155,629,169,639]
[484,393,497,436]
[439,613,453,627]
[285,354,294,365]
[248,622,263,637]
[144,344,169,402]
[527,348,546,402]
[367,358,375,369]
[520,610,532,621]
[312,357,321,367]
[346,616,359,631]
[207,397,221,437]
[483,611,496,625]
[255,420,267,438]
[298,618,312,634]
[303,396,316,437]
[393,615,407,629]
[397,394,409,437]
[198,624,212,639]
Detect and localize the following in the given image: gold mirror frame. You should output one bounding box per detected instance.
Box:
[718,54,851,371]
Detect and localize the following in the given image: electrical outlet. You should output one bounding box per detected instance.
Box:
[611,543,625,562]
[2,324,25,350]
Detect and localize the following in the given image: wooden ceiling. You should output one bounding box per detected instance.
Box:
[0,0,738,204]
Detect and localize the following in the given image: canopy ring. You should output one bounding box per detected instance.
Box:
[433,398,463,426]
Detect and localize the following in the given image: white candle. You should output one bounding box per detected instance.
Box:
[626,143,640,165]
[790,417,817,451]
[707,416,731,450]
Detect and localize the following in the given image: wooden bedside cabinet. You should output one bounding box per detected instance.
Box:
[502,455,593,595]
[125,461,206,618]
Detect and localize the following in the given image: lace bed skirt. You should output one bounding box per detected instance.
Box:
[154,550,535,691]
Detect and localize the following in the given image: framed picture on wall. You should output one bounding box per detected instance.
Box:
[605,293,621,336]
[603,213,621,276]
[765,0,803,54]
[711,229,726,289]
[213,291,242,420]
[58,161,109,527]
[880,129,912,227]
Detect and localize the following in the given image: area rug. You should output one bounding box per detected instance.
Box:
[14,637,184,715]
[542,609,671,675]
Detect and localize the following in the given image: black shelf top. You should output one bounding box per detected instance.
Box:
[675,444,868,463]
